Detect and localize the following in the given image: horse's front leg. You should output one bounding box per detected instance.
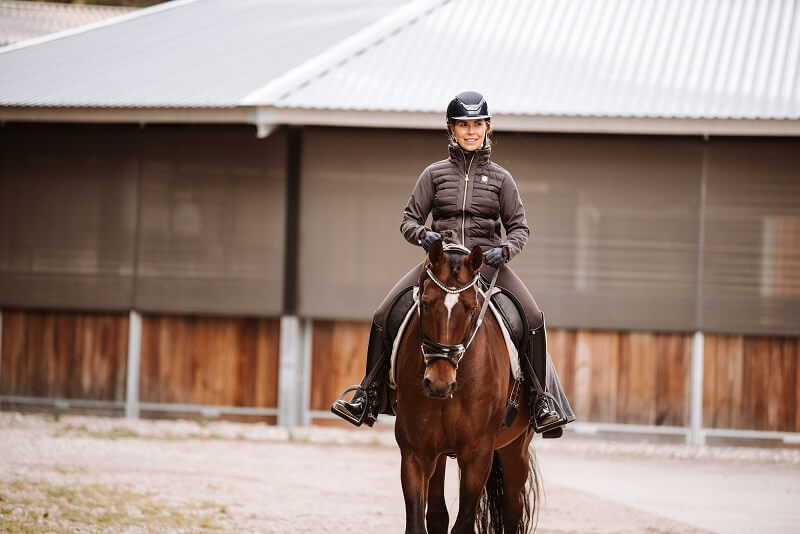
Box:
[451,445,494,534]
[426,455,449,534]
[400,449,437,534]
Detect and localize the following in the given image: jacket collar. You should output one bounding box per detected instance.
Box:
[448,144,490,173]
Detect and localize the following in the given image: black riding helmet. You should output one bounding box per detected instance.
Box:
[446,91,491,124]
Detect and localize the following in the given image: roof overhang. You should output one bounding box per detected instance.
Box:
[2,105,799,137]
[0,106,250,124]
[250,107,800,137]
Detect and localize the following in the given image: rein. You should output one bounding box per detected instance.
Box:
[418,263,499,370]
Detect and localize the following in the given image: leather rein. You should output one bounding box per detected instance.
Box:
[418,252,499,370]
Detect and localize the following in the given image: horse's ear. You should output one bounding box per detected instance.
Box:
[428,239,445,266]
[467,245,483,273]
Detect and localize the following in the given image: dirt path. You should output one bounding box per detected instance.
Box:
[1,413,798,533]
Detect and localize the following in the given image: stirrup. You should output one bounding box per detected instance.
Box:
[330,385,367,427]
[531,392,566,434]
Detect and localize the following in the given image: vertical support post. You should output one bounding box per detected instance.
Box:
[688,331,705,445]
[687,137,709,446]
[0,310,4,393]
[279,315,308,427]
[300,318,313,426]
[126,310,142,419]
[277,124,305,427]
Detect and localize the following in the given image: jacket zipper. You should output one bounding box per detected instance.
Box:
[461,152,474,245]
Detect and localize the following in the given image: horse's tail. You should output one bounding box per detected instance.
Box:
[523,447,542,533]
[476,448,541,534]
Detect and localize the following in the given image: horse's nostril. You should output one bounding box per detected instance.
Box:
[423,377,432,391]
[451,380,457,392]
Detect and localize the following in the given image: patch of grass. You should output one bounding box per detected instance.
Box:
[51,423,239,443]
[0,480,224,532]
[87,426,141,440]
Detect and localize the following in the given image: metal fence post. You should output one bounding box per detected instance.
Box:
[125,310,142,419]
[279,315,309,427]
[688,330,705,446]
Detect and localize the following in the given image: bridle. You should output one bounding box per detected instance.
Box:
[418,245,499,370]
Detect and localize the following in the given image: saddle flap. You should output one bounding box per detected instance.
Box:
[487,290,526,350]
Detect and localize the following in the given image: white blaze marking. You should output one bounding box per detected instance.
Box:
[444,292,459,327]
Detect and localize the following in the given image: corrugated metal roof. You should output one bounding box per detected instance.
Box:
[260,0,800,120]
[0,0,402,108]
[0,1,135,48]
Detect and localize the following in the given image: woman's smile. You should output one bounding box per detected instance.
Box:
[451,118,489,152]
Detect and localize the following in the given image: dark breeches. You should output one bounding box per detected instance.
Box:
[374,262,543,330]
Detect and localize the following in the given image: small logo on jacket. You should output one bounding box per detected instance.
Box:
[481,175,489,183]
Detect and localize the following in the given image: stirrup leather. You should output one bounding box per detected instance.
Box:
[330,385,368,427]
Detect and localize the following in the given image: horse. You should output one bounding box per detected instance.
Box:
[391,238,540,534]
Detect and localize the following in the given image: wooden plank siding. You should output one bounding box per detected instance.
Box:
[138,315,280,409]
[309,320,371,419]
[551,329,691,426]
[0,310,128,401]
[703,334,799,432]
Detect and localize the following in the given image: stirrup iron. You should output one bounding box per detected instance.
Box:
[330,385,367,427]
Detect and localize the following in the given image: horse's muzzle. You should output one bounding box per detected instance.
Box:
[423,376,456,399]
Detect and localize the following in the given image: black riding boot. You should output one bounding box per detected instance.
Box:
[330,322,388,427]
[524,316,575,437]
[527,322,559,428]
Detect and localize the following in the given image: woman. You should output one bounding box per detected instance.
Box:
[331,91,573,436]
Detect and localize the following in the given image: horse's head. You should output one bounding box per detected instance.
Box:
[418,238,484,399]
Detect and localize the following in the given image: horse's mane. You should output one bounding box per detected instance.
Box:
[440,229,460,245]
[437,229,468,280]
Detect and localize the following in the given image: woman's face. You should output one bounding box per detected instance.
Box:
[450,119,490,152]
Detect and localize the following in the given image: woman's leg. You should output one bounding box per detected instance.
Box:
[483,265,560,429]
[331,263,423,426]
[488,264,544,330]
[374,263,424,327]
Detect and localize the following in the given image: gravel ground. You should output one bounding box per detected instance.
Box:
[1,412,798,533]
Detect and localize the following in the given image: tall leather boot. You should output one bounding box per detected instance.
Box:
[330,322,388,427]
[525,315,575,437]
[527,321,559,428]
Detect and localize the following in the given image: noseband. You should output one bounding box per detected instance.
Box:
[418,245,498,370]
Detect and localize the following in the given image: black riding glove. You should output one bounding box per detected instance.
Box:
[419,229,441,252]
[484,246,508,267]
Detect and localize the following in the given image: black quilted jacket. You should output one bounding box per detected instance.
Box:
[400,145,530,260]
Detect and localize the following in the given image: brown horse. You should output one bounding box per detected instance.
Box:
[391,239,539,534]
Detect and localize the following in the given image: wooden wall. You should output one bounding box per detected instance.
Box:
[0,310,128,401]
[139,315,280,409]
[703,334,800,432]
[547,330,691,426]
[4,311,798,433]
[309,320,371,421]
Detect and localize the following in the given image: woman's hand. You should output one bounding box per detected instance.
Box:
[484,246,508,267]
[419,229,441,251]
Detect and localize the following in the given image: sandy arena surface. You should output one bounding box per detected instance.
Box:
[1,412,799,533]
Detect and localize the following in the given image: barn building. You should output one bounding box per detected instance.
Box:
[1,0,799,445]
